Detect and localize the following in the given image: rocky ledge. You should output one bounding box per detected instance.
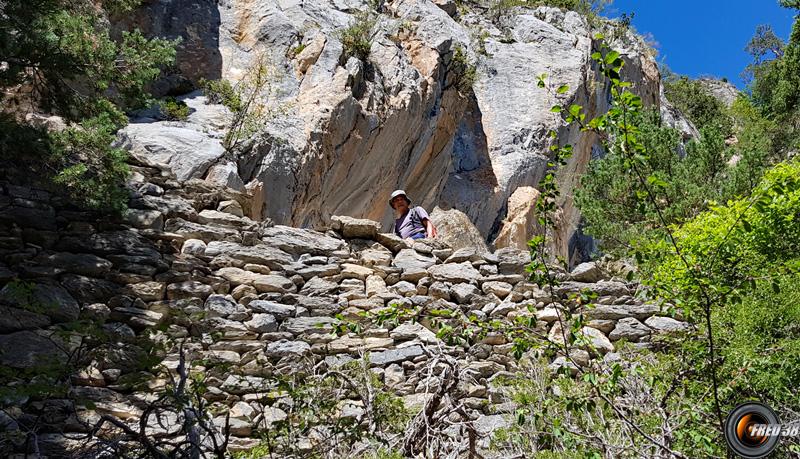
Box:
[0,163,690,457]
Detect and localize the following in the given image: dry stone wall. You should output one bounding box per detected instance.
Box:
[0,165,690,457]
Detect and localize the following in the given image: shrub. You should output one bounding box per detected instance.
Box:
[450,45,477,95]
[634,161,800,453]
[487,0,612,26]
[200,78,241,111]
[643,159,800,304]
[338,10,377,61]
[201,55,285,152]
[159,97,190,121]
[748,17,800,121]
[663,76,734,136]
[49,114,132,212]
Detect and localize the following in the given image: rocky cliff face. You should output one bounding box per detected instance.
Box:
[116,0,684,264]
[0,165,691,456]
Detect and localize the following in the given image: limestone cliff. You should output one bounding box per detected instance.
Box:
[115,0,690,265]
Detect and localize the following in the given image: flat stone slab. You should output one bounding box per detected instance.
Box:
[280,316,338,334]
[427,262,481,283]
[261,225,347,256]
[205,241,293,270]
[369,344,424,366]
[392,249,437,271]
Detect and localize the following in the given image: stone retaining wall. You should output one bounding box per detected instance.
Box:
[0,164,690,457]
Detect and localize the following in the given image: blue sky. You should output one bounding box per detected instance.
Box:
[607,1,797,88]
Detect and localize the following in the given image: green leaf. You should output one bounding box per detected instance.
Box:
[550,105,562,113]
[557,84,569,94]
[604,50,620,65]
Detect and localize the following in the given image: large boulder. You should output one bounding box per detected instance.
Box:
[570,262,604,283]
[492,186,540,251]
[645,316,691,334]
[609,317,651,342]
[428,208,490,253]
[116,123,225,182]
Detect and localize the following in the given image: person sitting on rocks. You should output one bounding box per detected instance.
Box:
[390,189,437,241]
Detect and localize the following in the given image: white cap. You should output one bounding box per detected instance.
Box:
[389,189,411,207]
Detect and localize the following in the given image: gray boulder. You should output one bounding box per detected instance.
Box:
[280,316,337,334]
[116,123,225,182]
[247,300,296,319]
[38,252,113,277]
[205,241,293,270]
[369,344,424,366]
[609,317,651,342]
[0,304,50,333]
[244,313,278,333]
[645,316,691,334]
[450,283,480,304]
[266,340,311,358]
[495,247,530,275]
[570,262,603,283]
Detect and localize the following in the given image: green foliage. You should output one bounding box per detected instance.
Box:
[643,160,800,312]
[745,24,785,66]
[0,0,177,119]
[579,66,787,254]
[715,276,800,406]
[450,45,477,95]
[231,443,271,459]
[201,55,285,152]
[50,114,132,212]
[337,10,377,62]
[201,78,241,111]
[630,161,800,454]
[535,39,800,456]
[159,97,190,121]
[494,352,724,457]
[0,0,177,211]
[574,107,768,253]
[254,358,411,457]
[289,43,307,58]
[663,76,734,135]
[747,7,800,128]
[487,0,611,26]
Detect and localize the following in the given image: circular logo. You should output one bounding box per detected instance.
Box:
[724,402,781,458]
